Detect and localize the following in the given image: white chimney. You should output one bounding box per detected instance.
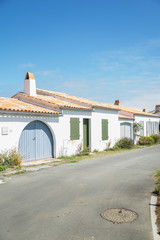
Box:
[24,72,36,96]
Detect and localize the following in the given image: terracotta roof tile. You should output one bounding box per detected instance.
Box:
[0,98,58,114]
[37,89,160,117]
[114,105,159,117]
[119,111,134,119]
[36,89,119,110]
[25,72,35,80]
[13,92,92,110]
[35,95,92,110]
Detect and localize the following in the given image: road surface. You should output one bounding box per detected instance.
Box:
[0,145,160,240]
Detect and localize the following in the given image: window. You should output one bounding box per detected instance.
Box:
[139,121,144,136]
[70,118,80,140]
[102,119,108,140]
[120,122,131,139]
[155,122,159,134]
[146,121,159,136]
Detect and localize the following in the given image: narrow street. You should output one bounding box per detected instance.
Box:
[0,145,160,240]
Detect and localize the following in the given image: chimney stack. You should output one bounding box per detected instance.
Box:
[24,72,36,96]
[114,100,120,105]
[155,105,160,113]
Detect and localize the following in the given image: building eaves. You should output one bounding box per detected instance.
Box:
[119,115,134,120]
[0,97,59,115]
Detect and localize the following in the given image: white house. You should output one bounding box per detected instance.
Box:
[0,72,159,161]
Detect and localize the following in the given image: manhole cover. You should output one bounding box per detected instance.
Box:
[100,208,138,224]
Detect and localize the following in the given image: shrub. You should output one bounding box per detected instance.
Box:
[93,149,98,153]
[81,147,90,156]
[0,165,7,172]
[138,136,154,145]
[133,122,143,137]
[115,138,134,149]
[0,149,23,167]
[150,134,160,144]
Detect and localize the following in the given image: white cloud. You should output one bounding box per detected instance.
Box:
[35,69,61,78]
[19,63,35,68]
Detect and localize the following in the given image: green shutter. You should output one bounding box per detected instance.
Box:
[70,118,80,140]
[102,119,108,140]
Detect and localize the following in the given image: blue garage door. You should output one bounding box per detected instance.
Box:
[19,121,53,161]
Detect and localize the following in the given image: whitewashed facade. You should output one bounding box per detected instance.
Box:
[0,72,159,161]
[0,108,120,159]
[134,115,159,137]
[0,106,121,158]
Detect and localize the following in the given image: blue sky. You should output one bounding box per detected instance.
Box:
[0,0,160,111]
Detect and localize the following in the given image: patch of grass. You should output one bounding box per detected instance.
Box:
[0,165,7,172]
[93,149,99,153]
[155,196,160,232]
[152,169,160,233]
[153,169,160,195]
[1,169,28,177]
[58,145,147,165]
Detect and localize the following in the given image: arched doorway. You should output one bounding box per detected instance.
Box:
[19,121,53,161]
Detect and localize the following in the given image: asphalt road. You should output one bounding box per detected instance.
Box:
[0,145,160,240]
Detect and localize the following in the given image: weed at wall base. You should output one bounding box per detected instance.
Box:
[0,148,23,171]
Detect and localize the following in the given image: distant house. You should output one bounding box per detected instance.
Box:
[149,105,160,116]
[0,72,159,162]
[149,105,160,132]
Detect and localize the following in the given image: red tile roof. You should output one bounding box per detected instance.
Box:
[36,89,160,117]
[13,92,92,111]
[0,98,59,114]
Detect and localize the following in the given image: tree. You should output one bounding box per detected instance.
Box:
[133,122,143,137]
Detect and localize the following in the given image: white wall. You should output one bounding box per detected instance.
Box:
[0,108,120,159]
[134,115,159,137]
[55,108,120,156]
[0,112,59,156]
[91,108,120,151]
[2,110,158,160]
[54,109,92,157]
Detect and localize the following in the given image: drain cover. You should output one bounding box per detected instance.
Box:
[100,208,138,224]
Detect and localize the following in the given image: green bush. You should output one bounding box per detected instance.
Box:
[0,165,7,172]
[150,134,160,144]
[81,148,90,156]
[114,138,134,149]
[0,149,23,167]
[138,136,154,145]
